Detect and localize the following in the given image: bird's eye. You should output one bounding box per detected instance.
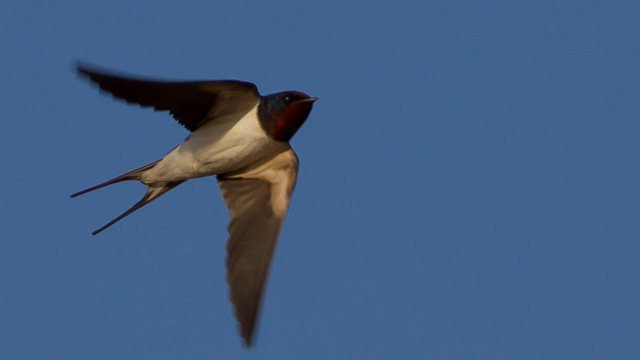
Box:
[283,96,291,103]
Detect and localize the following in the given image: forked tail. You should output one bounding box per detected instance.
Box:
[70,160,161,198]
[89,181,183,235]
[70,159,184,235]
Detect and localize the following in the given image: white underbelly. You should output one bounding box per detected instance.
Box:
[141,105,284,183]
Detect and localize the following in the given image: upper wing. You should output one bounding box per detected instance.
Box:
[216,148,299,347]
[76,62,261,131]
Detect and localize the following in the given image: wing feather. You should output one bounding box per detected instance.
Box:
[76,62,260,131]
[216,148,299,347]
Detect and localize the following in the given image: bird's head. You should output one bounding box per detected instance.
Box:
[259,91,318,142]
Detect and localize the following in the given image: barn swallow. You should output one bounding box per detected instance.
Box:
[70,63,317,347]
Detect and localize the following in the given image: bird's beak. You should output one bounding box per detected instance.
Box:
[298,97,318,103]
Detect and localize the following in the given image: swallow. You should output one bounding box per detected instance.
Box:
[70,62,317,347]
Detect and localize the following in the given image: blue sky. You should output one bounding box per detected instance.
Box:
[2,1,639,359]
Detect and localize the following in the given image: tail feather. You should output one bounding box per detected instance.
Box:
[70,159,184,235]
[70,159,161,198]
[91,181,183,235]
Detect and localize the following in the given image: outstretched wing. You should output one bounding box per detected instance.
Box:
[76,62,261,131]
[216,148,299,347]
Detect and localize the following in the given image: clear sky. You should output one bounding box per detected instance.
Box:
[1,1,639,359]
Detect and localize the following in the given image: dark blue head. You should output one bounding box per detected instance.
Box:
[258,91,318,142]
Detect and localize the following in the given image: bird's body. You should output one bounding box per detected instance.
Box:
[71,63,317,347]
[143,103,286,183]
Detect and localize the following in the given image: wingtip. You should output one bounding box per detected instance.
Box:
[73,60,115,79]
[241,335,255,349]
[73,60,91,76]
[73,61,100,84]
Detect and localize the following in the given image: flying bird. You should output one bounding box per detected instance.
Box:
[70,63,317,347]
